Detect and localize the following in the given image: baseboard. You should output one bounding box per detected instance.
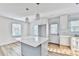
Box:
[48,42,60,45]
[48,42,70,48]
[60,44,70,48]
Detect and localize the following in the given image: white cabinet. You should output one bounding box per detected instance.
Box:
[71,37,79,51]
[49,35,59,44]
[60,35,70,46]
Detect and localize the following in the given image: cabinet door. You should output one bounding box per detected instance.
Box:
[21,43,41,56]
[49,35,59,44]
[60,36,70,46]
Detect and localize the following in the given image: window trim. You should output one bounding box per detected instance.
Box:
[49,23,59,35]
[11,22,22,37]
[69,19,79,35]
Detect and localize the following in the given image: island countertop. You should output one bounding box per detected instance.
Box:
[20,36,48,47]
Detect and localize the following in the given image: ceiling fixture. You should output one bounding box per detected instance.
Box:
[35,3,40,20]
[76,3,79,5]
[25,8,29,23]
[25,3,40,22]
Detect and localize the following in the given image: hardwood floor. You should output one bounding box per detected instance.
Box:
[48,51,68,56]
[0,42,21,56]
[0,41,66,56]
[1,42,79,56]
[48,43,79,56]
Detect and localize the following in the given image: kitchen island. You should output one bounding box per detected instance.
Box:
[20,36,48,56]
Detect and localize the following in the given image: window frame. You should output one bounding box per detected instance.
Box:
[11,23,22,37]
[49,23,59,35]
[69,19,79,35]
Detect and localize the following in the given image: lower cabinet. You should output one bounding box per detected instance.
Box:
[60,35,71,46]
[71,37,79,51]
[21,43,41,56]
[49,35,60,44]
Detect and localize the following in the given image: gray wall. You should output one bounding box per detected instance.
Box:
[0,16,27,45]
[38,24,46,37]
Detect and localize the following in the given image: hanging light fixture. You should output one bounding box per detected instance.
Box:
[35,3,40,20]
[25,8,29,23]
[25,3,40,22]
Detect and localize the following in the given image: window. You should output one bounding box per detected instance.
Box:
[12,23,22,37]
[50,24,58,34]
[70,20,79,33]
[32,25,38,36]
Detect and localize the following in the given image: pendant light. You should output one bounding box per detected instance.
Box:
[35,3,40,20]
[25,8,29,23]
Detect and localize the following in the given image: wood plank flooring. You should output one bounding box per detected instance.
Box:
[48,43,79,56]
[0,41,66,56]
[0,42,21,56]
[1,42,79,56]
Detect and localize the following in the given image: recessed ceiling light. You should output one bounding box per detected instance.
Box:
[26,8,29,11]
[36,3,40,5]
[75,3,79,5]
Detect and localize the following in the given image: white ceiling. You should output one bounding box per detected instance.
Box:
[0,3,76,21]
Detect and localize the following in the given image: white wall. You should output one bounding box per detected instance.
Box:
[0,16,27,46]
[22,22,30,38]
[59,15,68,35]
[59,15,70,46]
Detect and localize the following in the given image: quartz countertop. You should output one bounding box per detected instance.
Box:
[20,36,48,47]
[0,36,48,47]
